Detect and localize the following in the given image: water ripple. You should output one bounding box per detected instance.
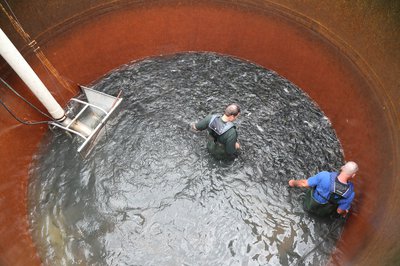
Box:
[29,52,344,266]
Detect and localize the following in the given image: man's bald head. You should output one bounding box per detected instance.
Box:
[224,104,241,117]
[341,161,359,176]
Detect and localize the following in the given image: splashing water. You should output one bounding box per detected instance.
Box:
[29,52,344,266]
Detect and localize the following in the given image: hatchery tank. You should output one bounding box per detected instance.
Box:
[0,0,399,265]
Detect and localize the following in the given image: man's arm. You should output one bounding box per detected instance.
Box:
[336,191,355,217]
[225,129,239,156]
[288,179,309,188]
[192,115,213,131]
[289,172,325,188]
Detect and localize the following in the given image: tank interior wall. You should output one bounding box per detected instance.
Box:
[0,1,399,265]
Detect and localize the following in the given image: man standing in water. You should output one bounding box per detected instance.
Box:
[191,103,241,160]
[288,161,358,217]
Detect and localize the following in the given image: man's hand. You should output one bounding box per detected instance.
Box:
[288,179,309,188]
[235,142,240,150]
[190,123,198,132]
[337,208,349,217]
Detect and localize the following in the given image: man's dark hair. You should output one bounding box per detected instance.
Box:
[224,103,241,116]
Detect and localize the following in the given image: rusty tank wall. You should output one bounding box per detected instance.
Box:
[0,1,398,265]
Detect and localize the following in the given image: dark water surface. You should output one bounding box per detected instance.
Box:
[29,52,344,265]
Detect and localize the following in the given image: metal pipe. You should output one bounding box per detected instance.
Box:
[0,28,93,137]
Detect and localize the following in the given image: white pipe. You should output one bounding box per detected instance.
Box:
[0,28,65,120]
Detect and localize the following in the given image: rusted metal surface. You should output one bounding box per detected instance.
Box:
[0,1,398,265]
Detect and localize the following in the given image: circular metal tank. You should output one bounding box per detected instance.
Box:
[0,1,398,265]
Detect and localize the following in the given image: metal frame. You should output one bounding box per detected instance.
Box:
[49,86,123,156]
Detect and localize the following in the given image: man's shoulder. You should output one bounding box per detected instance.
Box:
[202,114,216,122]
[315,171,331,178]
[308,171,331,184]
[225,124,237,135]
[319,171,332,174]
[195,114,215,130]
[206,114,219,122]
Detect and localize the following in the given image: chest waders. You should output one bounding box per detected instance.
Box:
[303,173,351,217]
[207,115,234,159]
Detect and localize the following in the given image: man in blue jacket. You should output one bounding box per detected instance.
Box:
[288,161,358,217]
